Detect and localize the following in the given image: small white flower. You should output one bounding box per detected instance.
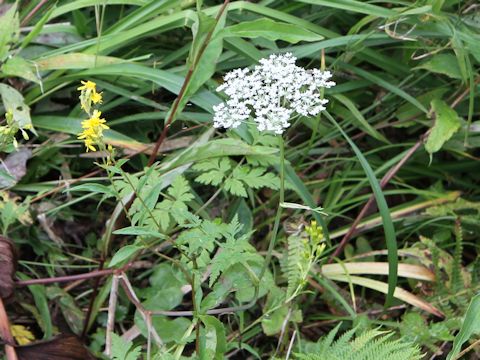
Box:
[213,53,335,134]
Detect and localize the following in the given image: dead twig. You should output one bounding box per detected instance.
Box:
[104,275,120,357]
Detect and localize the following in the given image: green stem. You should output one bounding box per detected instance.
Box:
[258,136,285,282]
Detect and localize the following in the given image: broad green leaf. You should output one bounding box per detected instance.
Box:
[199,315,227,360]
[133,263,189,343]
[447,293,480,359]
[1,56,40,83]
[425,99,462,155]
[414,53,462,79]
[108,245,143,267]
[135,312,191,344]
[261,287,302,335]
[149,263,188,291]
[221,18,323,43]
[0,84,34,131]
[35,53,127,70]
[189,11,217,68]
[395,88,448,122]
[0,4,18,61]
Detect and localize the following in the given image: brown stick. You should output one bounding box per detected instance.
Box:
[31,167,103,203]
[0,298,17,360]
[80,259,105,339]
[104,275,119,357]
[147,0,230,166]
[16,267,115,286]
[328,137,424,262]
[20,0,49,26]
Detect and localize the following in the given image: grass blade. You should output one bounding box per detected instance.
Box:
[325,111,398,307]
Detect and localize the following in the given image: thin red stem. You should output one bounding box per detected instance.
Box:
[147,0,230,166]
[21,0,49,26]
[16,267,114,286]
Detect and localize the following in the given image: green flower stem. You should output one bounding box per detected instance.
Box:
[258,135,285,282]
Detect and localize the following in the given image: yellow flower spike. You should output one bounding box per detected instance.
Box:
[77,80,97,91]
[76,81,110,152]
[78,80,103,115]
[91,91,103,104]
[77,109,109,152]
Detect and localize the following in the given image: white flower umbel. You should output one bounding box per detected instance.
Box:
[213,53,335,134]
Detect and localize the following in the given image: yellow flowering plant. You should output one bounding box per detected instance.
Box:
[78,80,103,114]
[77,81,109,152]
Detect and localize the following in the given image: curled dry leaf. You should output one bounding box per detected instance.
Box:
[16,334,96,360]
[0,148,32,188]
[0,236,17,300]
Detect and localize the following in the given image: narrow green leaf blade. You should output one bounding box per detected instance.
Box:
[326,112,397,307]
[221,18,323,43]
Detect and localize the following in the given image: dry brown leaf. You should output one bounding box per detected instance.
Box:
[0,149,32,188]
[16,334,96,360]
[0,236,17,300]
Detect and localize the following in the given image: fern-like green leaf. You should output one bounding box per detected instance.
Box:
[295,326,423,360]
[167,176,194,203]
[194,158,231,186]
[224,177,247,197]
[111,333,141,360]
[209,217,260,286]
[146,176,194,231]
[232,166,279,190]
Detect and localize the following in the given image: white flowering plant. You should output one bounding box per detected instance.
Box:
[210,53,334,299]
[213,53,335,134]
